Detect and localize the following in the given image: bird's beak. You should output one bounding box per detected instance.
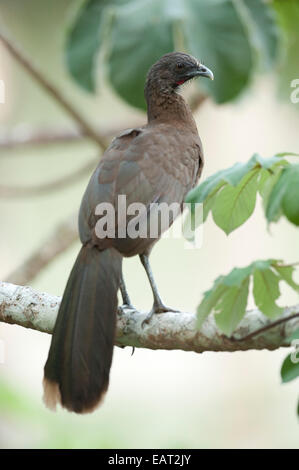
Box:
[192,64,214,81]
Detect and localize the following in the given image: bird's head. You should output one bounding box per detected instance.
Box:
[145,52,213,95]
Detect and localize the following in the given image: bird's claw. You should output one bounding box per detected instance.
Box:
[118,303,136,316]
[141,304,180,327]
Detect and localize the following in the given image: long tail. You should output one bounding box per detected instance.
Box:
[43,244,122,414]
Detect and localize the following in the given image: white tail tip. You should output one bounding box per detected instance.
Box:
[42,377,61,411]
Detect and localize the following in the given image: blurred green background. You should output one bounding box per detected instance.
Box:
[0,0,299,448]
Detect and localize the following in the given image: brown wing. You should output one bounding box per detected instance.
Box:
[79,125,203,256]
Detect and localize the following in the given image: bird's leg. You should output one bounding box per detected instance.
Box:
[118,271,135,314]
[139,253,179,325]
[120,272,131,306]
[119,272,136,355]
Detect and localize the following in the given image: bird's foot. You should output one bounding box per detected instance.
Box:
[153,304,179,314]
[118,303,136,316]
[141,303,180,327]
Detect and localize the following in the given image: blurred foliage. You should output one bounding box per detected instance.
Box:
[274,0,299,98]
[66,0,280,109]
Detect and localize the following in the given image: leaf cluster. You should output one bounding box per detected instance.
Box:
[66,0,279,109]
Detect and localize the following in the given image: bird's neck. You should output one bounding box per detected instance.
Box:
[145,88,198,133]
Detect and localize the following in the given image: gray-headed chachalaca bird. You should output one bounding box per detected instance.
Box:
[43,52,213,413]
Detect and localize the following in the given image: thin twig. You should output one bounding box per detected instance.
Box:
[0,28,107,150]
[0,120,143,151]
[278,261,299,268]
[5,214,78,286]
[0,156,98,198]
[230,312,299,342]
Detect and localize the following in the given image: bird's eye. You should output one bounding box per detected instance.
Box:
[176,63,184,70]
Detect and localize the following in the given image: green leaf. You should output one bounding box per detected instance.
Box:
[186,154,285,204]
[185,154,288,235]
[265,167,289,222]
[65,0,280,109]
[259,165,286,217]
[281,354,299,383]
[197,279,227,329]
[273,264,299,292]
[275,152,299,158]
[281,165,299,226]
[214,277,250,336]
[258,168,271,194]
[254,153,286,170]
[197,263,254,332]
[274,0,299,99]
[185,0,278,102]
[219,155,258,186]
[184,180,225,239]
[223,264,254,286]
[253,266,283,318]
[108,0,175,109]
[287,328,299,343]
[110,0,279,106]
[182,200,204,242]
[266,165,299,225]
[212,169,259,234]
[186,171,228,204]
[185,0,252,103]
[65,0,111,92]
[251,259,274,271]
[201,182,225,222]
[197,259,299,336]
[235,0,279,70]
